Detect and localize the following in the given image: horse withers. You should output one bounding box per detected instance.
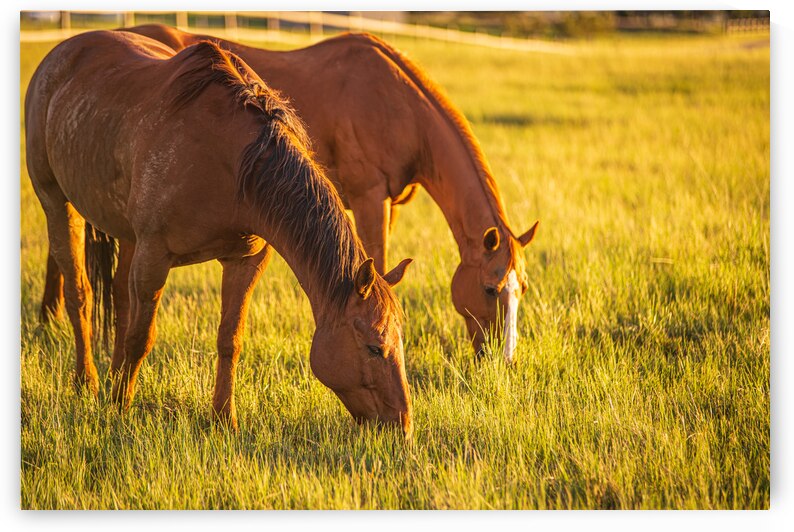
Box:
[25,30,414,436]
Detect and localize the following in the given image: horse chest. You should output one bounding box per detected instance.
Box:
[170,234,266,267]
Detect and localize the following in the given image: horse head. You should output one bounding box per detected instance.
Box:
[310,257,414,437]
[452,221,539,362]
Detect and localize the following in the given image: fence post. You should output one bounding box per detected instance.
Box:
[225,12,237,30]
[124,12,135,28]
[225,12,237,38]
[60,11,70,30]
[310,11,323,38]
[267,15,279,34]
[176,11,188,29]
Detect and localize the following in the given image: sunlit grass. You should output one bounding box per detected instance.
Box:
[20,31,769,509]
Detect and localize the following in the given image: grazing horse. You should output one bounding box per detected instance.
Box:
[39,25,539,362]
[25,30,414,435]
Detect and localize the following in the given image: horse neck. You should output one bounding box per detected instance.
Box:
[417,113,510,264]
[244,204,356,326]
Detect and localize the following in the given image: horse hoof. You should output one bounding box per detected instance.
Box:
[39,306,63,324]
[212,410,239,432]
[74,370,99,398]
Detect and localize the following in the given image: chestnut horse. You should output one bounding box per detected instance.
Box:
[25,31,414,435]
[39,25,539,362]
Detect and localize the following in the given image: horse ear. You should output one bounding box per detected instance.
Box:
[518,221,539,247]
[382,258,413,287]
[355,258,377,299]
[483,227,500,252]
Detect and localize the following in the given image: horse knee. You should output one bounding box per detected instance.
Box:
[63,274,92,311]
[217,333,242,361]
[123,329,155,364]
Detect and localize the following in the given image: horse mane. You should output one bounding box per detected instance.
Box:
[169,40,399,318]
[350,33,518,239]
[168,40,290,117]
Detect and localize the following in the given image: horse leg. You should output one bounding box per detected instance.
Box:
[213,245,273,430]
[110,239,135,373]
[43,202,99,395]
[387,183,419,237]
[348,192,391,274]
[389,204,400,236]
[39,249,64,323]
[110,240,171,410]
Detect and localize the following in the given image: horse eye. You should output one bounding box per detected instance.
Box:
[367,345,384,357]
[484,286,498,298]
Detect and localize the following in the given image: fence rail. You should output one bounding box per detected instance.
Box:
[21,11,769,50]
[20,10,572,54]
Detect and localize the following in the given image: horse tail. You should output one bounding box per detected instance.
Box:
[85,223,117,349]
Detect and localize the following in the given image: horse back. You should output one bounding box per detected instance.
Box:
[120,24,209,51]
[25,31,265,242]
[25,30,175,141]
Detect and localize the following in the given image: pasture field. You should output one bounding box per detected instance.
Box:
[19,31,769,509]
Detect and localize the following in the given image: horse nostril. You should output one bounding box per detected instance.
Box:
[484,286,498,298]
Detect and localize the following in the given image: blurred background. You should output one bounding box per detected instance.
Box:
[20,10,771,46]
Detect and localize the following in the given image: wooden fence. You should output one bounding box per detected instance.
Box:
[725,17,770,34]
[19,10,572,54]
[21,11,769,50]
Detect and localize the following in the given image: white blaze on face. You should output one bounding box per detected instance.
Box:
[503,270,520,363]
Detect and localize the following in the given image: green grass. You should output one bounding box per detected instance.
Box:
[19,32,769,509]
